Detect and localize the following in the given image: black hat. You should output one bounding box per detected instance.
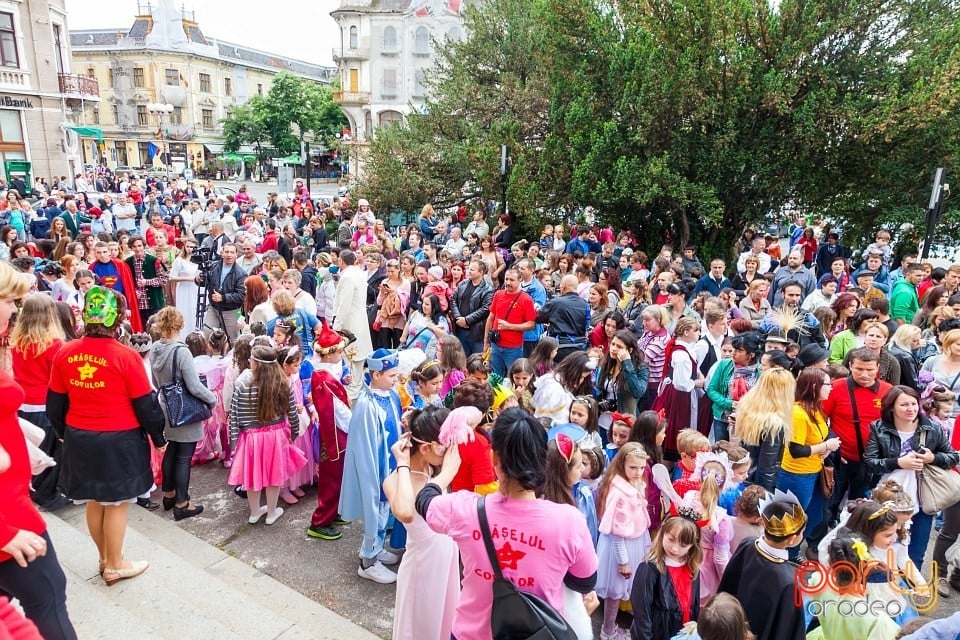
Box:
[765,327,790,345]
[797,344,830,368]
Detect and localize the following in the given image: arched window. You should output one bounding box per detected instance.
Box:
[382,26,398,51]
[379,110,403,127]
[446,27,461,42]
[349,26,358,49]
[413,26,430,54]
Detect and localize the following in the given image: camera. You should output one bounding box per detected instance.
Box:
[598,398,617,412]
[190,246,214,268]
[487,329,501,345]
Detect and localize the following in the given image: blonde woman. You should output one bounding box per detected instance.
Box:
[733,367,795,491]
[738,279,771,330]
[888,324,922,391]
[0,264,78,638]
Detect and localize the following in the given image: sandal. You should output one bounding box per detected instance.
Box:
[103,560,149,586]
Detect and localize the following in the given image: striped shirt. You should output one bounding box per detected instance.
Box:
[229,376,300,445]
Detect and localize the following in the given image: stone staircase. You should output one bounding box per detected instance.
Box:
[43,506,379,639]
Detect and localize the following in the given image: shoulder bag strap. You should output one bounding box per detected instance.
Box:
[846,377,866,460]
[502,292,522,323]
[476,496,504,580]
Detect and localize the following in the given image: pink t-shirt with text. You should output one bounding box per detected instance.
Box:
[426,491,598,640]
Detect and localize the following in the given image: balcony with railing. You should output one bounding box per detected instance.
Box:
[58,73,100,100]
[332,47,369,61]
[333,90,371,105]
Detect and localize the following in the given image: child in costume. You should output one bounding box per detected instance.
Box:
[383,406,460,640]
[605,414,633,463]
[338,348,403,584]
[306,322,353,541]
[630,516,702,640]
[595,443,651,640]
[569,396,602,450]
[278,344,317,505]
[729,485,766,551]
[717,489,807,640]
[804,528,901,640]
[714,441,751,516]
[673,451,734,603]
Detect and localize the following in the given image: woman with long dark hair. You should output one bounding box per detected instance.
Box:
[399,293,448,359]
[775,368,840,558]
[864,385,959,575]
[0,263,77,637]
[533,351,596,425]
[596,329,649,417]
[416,407,598,640]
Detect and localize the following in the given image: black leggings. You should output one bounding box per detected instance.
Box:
[933,501,960,575]
[0,531,77,639]
[161,440,198,504]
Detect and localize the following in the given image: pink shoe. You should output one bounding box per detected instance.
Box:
[222,458,232,469]
[279,489,299,505]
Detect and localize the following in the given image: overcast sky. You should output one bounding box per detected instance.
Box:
[65,0,342,66]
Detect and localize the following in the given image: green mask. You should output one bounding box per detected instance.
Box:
[83,286,119,328]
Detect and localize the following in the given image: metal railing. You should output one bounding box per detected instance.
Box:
[58,73,100,97]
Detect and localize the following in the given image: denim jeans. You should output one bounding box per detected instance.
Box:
[776,469,824,558]
[455,329,484,358]
[909,510,935,572]
[490,344,523,377]
[712,418,730,444]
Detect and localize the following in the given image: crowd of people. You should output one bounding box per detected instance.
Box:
[1,169,960,640]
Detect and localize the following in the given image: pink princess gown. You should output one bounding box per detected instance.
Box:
[393,496,460,640]
[285,371,316,491]
[192,356,230,464]
[699,507,733,603]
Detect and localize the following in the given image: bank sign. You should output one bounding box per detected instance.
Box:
[0,96,33,109]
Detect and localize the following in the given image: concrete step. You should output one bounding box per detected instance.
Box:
[45,506,379,640]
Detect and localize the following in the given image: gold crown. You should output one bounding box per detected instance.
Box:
[758,489,808,538]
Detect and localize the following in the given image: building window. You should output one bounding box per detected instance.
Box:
[0,13,19,68]
[349,26,358,49]
[111,105,119,124]
[133,67,145,88]
[165,68,179,86]
[413,26,430,55]
[199,73,211,93]
[382,69,397,97]
[447,27,462,42]
[224,77,232,96]
[382,26,397,51]
[52,24,64,73]
[257,83,263,95]
[137,105,148,126]
[202,109,214,128]
[108,68,115,88]
[379,110,403,127]
[138,141,152,166]
[91,107,100,124]
[171,106,183,125]
[413,69,426,97]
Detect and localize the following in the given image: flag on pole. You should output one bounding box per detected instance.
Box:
[147,141,159,160]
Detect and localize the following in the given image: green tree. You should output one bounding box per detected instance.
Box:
[221,94,269,178]
[263,72,348,155]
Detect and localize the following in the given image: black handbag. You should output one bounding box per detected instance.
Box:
[476,497,577,640]
[159,346,212,428]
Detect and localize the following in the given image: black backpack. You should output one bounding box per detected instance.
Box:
[476,497,577,640]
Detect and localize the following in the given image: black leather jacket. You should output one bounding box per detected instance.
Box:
[451,278,495,342]
[864,417,959,477]
[204,261,246,311]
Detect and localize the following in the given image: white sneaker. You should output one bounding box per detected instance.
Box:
[358,560,397,584]
[248,505,268,524]
[377,549,400,564]
[265,507,284,525]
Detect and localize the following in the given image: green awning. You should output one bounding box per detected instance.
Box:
[217,152,255,163]
[67,126,103,142]
[279,154,301,164]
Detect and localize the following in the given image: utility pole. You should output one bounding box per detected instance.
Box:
[921,168,949,260]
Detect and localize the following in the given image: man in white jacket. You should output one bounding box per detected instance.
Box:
[332,249,373,399]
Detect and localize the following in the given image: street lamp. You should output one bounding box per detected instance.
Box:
[147,102,174,181]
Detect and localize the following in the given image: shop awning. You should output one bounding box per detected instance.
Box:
[67,126,103,142]
[203,143,224,155]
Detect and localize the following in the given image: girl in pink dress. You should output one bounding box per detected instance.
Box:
[383,406,460,640]
[278,345,317,504]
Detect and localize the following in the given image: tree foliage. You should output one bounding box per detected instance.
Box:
[360,0,960,256]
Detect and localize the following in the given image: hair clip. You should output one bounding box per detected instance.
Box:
[556,433,575,463]
[868,501,896,520]
[850,539,871,562]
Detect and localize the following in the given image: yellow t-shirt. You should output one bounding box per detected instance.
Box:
[781,403,828,474]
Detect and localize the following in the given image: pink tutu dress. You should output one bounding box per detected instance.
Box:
[698,507,733,603]
[192,356,230,464]
[228,420,308,491]
[285,371,316,491]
